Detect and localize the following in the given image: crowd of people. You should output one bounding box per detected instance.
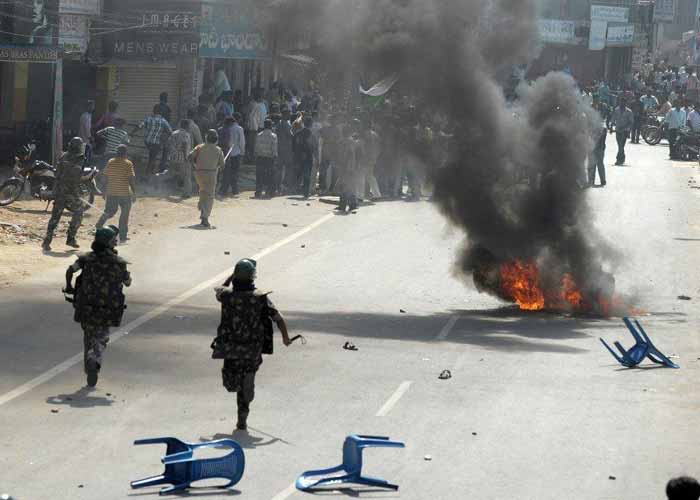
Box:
[58,82,447,243]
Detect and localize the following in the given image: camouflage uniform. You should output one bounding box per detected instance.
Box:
[44,152,86,245]
[70,248,130,373]
[213,289,281,425]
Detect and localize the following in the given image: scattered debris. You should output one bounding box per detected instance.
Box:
[438,370,452,380]
[608,476,616,481]
[472,432,477,436]
[153,213,159,217]
[306,203,311,206]
[423,455,432,461]
[399,309,406,313]
[106,393,112,397]
[78,484,84,488]
[290,335,307,345]
[677,295,692,300]
[422,358,430,361]
[50,409,59,413]
[301,244,306,248]
[282,223,288,227]
[224,251,230,255]
[343,342,358,351]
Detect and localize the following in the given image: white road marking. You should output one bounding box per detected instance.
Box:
[435,315,459,340]
[0,213,335,408]
[270,483,297,500]
[376,381,413,417]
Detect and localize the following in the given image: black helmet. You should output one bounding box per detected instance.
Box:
[68,137,85,156]
[233,259,257,281]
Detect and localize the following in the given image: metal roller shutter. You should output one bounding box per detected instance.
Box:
[116,65,180,128]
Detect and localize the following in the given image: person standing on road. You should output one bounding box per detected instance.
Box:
[64,226,131,387]
[337,119,365,213]
[295,116,317,199]
[588,109,607,187]
[79,100,95,145]
[139,105,173,180]
[630,94,643,144]
[42,137,89,252]
[95,144,136,243]
[254,119,278,198]
[218,114,246,197]
[189,129,225,228]
[276,107,294,193]
[212,258,291,431]
[186,111,203,146]
[687,103,700,132]
[168,120,194,198]
[666,101,687,160]
[609,98,634,166]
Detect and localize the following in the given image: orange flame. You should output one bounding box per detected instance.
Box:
[499,260,546,311]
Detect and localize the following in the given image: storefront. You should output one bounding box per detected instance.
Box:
[97,0,200,127]
[0,44,63,161]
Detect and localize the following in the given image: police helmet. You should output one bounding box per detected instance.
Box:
[233,259,257,281]
[68,137,85,156]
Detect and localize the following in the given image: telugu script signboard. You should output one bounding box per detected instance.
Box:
[537,19,576,45]
[653,0,677,23]
[199,1,272,59]
[590,5,629,23]
[59,0,100,16]
[59,14,89,54]
[607,24,635,47]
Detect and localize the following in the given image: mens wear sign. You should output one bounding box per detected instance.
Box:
[590,5,628,23]
[537,19,576,45]
[199,1,272,59]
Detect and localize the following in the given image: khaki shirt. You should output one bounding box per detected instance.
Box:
[189,143,225,172]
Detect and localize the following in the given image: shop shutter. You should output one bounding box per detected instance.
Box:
[115,65,181,128]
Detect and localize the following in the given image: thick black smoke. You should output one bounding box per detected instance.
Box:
[265,0,618,310]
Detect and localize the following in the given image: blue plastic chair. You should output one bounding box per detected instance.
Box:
[296,435,405,492]
[600,317,679,369]
[131,437,245,495]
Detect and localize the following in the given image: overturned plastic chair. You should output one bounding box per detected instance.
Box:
[131,437,245,495]
[600,317,679,369]
[296,434,405,492]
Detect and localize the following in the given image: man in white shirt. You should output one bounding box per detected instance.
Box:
[640,90,659,112]
[666,101,687,160]
[79,100,95,146]
[687,104,700,132]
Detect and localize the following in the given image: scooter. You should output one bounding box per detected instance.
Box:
[0,143,100,210]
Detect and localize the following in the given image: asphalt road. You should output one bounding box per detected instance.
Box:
[0,140,699,499]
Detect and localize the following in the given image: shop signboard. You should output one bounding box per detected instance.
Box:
[607,24,635,47]
[653,0,676,23]
[537,19,576,45]
[59,0,100,16]
[199,1,272,59]
[59,14,89,54]
[589,20,607,51]
[103,4,199,60]
[0,44,61,62]
[590,5,628,23]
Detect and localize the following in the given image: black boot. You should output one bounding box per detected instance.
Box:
[86,361,100,387]
[66,238,80,248]
[42,239,52,252]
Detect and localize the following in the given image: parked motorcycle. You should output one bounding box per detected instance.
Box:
[0,143,100,209]
[676,127,700,161]
[642,116,667,146]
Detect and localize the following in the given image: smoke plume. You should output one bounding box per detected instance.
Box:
[266,0,619,312]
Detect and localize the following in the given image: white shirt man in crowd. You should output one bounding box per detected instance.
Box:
[666,102,687,160]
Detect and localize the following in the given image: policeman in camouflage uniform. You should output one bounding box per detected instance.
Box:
[42,137,90,252]
[64,225,131,387]
[212,258,291,431]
